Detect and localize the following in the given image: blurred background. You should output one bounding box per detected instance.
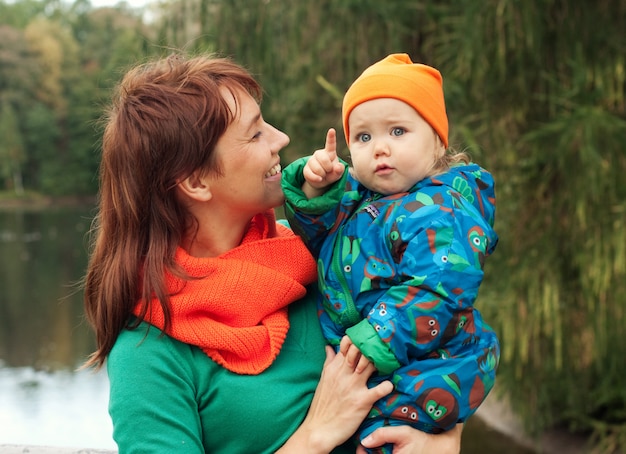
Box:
[0,0,624,452]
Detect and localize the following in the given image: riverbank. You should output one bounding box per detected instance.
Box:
[0,400,592,454]
[475,390,590,454]
[0,194,96,211]
[0,447,113,453]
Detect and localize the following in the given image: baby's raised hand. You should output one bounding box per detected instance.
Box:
[339,335,372,374]
[302,128,345,199]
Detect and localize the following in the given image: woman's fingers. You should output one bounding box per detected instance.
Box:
[359,423,463,454]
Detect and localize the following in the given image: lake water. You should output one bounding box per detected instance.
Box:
[0,207,112,449]
[0,206,535,453]
[0,366,114,449]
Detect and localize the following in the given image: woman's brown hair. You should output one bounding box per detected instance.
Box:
[83,54,262,369]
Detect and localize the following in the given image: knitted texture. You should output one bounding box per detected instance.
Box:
[135,210,318,374]
[342,53,449,148]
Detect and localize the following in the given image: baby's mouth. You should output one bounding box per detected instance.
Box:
[375,164,393,173]
[265,163,282,178]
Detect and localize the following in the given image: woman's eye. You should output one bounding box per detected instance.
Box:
[252,131,262,140]
[357,133,371,143]
[392,128,405,136]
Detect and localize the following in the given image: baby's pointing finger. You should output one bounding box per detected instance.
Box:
[325,128,337,159]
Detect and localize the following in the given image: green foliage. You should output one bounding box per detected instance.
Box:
[430,1,626,450]
[154,0,427,162]
[0,0,150,195]
[0,100,26,193]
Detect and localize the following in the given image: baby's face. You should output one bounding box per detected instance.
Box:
[347,98,443,195]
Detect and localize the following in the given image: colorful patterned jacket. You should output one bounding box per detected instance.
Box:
[282,158,500,433]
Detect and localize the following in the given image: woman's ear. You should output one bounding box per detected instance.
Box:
[177,171,213,202]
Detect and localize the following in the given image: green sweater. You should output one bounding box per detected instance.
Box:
[107,289,352,453]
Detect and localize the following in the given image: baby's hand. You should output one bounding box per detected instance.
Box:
[302,128,345,198]
[339,335,371,374]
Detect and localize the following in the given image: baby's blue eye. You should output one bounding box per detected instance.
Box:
[358,133,371,143]
[392,128,405,136]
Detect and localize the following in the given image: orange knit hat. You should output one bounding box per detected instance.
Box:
[342,53,448,148]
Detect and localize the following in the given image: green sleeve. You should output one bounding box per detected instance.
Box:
[107,325,204,453]
[346,319,401,375]
[282,156,349,214]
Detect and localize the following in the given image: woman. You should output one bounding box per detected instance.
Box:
[83,53,463,453]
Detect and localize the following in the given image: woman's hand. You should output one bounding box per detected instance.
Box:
[356,423,464,454]
[340,334,371,373]
[277,345,393,454]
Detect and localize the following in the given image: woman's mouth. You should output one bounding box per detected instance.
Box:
[265,163,282,178]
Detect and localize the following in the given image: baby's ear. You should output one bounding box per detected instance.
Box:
[176,171,213,202]
[435,131,447,151]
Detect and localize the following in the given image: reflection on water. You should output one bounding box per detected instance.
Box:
[0,365,114,448]
[0,206,535,452]
[0,207,114,448]
[0,207,95,370]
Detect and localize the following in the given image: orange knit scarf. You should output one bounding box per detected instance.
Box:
[135,211,317,375]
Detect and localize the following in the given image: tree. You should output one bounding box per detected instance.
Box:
[23,18,82,194]
[0,100,26,194]
[426,1,626,451]
[0,23,41,194]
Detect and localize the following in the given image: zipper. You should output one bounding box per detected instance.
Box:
[328,195,378,326]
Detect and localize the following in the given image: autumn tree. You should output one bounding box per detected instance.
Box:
[0,24,40,193]
[0,100,25,194]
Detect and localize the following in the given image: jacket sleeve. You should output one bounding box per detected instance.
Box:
[346,211,489,374]
[282,156,349,257]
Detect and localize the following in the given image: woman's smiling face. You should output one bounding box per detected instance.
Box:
[347,97,444,195]
[206,87,290,218]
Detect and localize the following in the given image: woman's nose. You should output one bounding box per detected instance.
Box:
[270,125,290,153]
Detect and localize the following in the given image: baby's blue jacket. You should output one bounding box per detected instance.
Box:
[282,158,500,434]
